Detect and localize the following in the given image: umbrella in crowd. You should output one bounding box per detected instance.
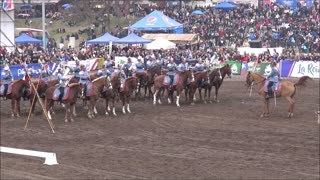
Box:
[191,10,204,15]
[62,4,73,9]
[20,4,32,10]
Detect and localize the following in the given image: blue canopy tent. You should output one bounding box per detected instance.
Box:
[213,1,237,12]
[15,33,42,44]
[113,33,151,44]
[129,10,183,34]
[86,33,119,45]
[62,4,73,9]
[20,4,32,10]
[191,10,204,15]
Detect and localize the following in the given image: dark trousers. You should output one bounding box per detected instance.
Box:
[169,75,174,86]
[3,84,8,96]
[267,81,274,96]
[58,87,64,102]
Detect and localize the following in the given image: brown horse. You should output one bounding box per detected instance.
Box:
[153,70,193,107]
[29,77,59,116]
[44,83,80,122]
[0,79,29,117]
[204,64,232,103]
[144,65,162,98]
[84,76,109,119]
[104,73,122,116]
[119,76,138,114]
[188,70,209,105]
[246,71,311,118]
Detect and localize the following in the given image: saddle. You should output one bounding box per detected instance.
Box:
[52,86,71,101]
[264,80,281,93]
[83,82,94,97]
[0,83,13,96]
[163,74,179,86]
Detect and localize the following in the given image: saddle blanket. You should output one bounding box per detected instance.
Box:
[85,83,94,96]
[163,74,179,86]
[53,87,71,101]
[264,80,281,93]
[0,83,13,96]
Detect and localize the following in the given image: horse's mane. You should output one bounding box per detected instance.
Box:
[252,72,265,79]
[126,77,137,81]
[92,76,105,83]
[69,83,80,87]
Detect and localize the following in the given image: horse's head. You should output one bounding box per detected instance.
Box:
[246,71,265,88]
[224,64,232,78]
[111,73,122,89]
[246,71,254,87]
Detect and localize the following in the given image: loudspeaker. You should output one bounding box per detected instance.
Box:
[249,40,262,48]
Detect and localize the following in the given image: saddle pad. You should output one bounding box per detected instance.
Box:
[52,87,70,101]
[85,82,94,96]
[264,80,281,93]
[163,74,179,86]
[0,83,13,96]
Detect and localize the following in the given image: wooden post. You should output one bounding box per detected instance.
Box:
[25,79,55,133]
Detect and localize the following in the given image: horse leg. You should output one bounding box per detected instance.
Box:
[112,97,117,116]
[70,103,75,122]
[199,88,205,104]
[208,87,212,103]
[122,96,126,114]
[176,91,180,107]
[64,104,70,122]
[73,103,77,117]
[153,89,159,105]
[148,84,153,99]
[126,95,131,113]
[167,89,172,104]
[87,100,93,119]
[215,86,220,103]
[105,98,109,116]
[261,98,269,118]
[16,98,21,117]
[286,96,295,118]
[11,99,15,117]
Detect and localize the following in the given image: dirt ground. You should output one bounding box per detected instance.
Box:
[1,75,319,180]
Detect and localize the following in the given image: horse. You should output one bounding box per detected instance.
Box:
[204,64,232,103]
[44,83,81,122]
[187,70,210,105]
[144,65,162,98]
[129,65,161,99]
[83,76,109,119]
[246,71,311,118]
[28,77,59,116]
[0,79,30,117]
[103,73,122,116]
[153,70,193,107]
[119,76,138,114]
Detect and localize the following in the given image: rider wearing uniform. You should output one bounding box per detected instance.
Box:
[123,58,133,77]
[194,60,206,87]
[266,62,280,98]
[166,59,177,88]
[112,64,127,92]
[135,57,145,73]
[97,64,111,77]
[72,60,81,81]
[38,64,51,82]
[146,58,155,70]
[177,59,188,72]
[79,64,90,98]
[1,65,13,100]
[105,57,114,74]
[55,68,69,105]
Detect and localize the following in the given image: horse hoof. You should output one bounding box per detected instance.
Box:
[127,110,131,113]
[70,118,74,122]
[204,101,207,104]
[113,113,117,116]
[216,100,220,103]
[260,114,264,118]
[11,114,15,118]
[73,114,77,117]
[16,114,20,118]
[190,102,195,106]
[209,101,213,104]
[65,119,68,123]
[105,112,109,116]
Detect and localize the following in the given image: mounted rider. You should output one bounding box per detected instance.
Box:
[194,60,206,87]
[97,64,111,77]
[79,64,91,98]
[38,63,51,82]
[146,57,155,70]
[266,61,280,99]
[135,57,145,74]
[1,65,13,100]
[166,59,177,89]
[112,64,127,92]
[123,58,133,77]
[105,56,114,74]
[55,68,69,105]
[72,60,81,81]
[177,58,189,72]
[20,63,35,100]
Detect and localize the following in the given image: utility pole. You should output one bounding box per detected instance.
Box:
[42,1,46,50]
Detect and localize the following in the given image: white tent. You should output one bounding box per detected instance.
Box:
[146,37,176,50]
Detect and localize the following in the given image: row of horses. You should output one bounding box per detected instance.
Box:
[0,65,232,123]
[2,64,309,122]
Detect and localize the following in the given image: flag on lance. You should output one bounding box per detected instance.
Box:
[2,0,14,11]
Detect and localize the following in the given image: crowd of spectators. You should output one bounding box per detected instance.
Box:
[1,1,319,66]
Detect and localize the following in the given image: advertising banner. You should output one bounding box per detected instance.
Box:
[289,61,319,78]
[225,61,241,75]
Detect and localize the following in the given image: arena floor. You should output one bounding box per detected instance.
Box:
[1,76,319,179]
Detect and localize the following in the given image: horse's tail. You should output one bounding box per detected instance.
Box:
[294,76,312,87]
